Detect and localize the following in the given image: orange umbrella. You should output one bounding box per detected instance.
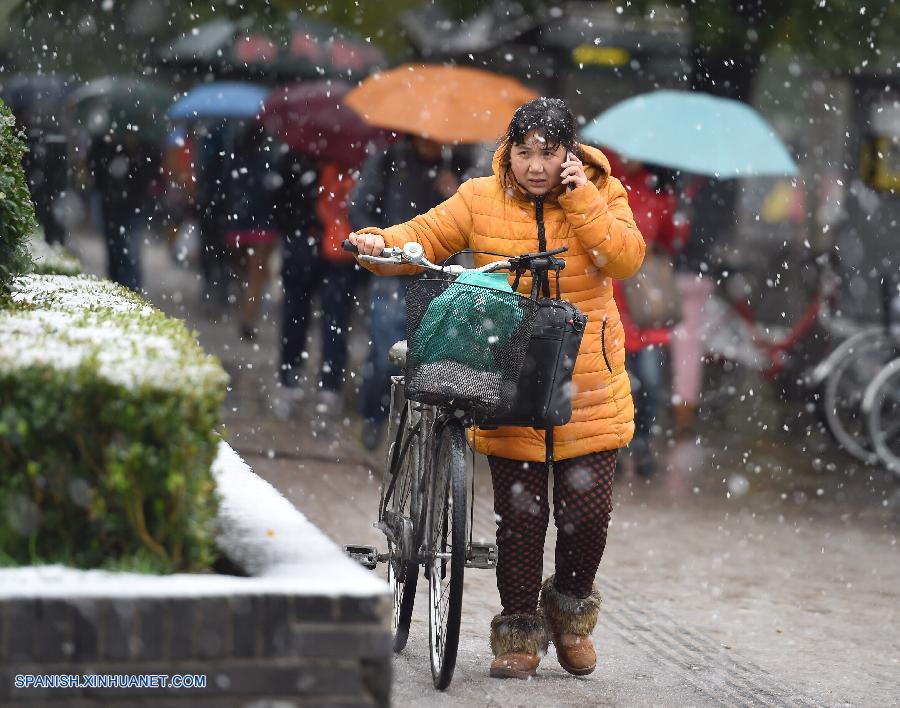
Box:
[343,64,538,144]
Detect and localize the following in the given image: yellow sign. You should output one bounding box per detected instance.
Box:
[572,45,630,67]
[860,136,900,192]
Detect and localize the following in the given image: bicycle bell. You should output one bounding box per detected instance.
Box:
[403,242,425,264]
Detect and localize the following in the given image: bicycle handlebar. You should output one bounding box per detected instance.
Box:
[342,239,567,278]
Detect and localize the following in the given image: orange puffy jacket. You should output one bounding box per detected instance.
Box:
[355,144,645,461]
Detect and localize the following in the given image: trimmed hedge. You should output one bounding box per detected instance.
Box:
[0,98,36,299]
[0,275,228,573]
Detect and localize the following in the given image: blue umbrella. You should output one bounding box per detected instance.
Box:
[581,90,798,178]
[167,81,269,121]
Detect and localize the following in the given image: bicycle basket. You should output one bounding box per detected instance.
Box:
[404,276,539,414]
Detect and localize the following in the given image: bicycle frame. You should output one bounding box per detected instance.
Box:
[379,380,434,567]
[381,383,483,570]
[706,253,846,379]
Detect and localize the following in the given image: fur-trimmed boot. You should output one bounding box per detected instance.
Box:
[539,576,602,676]
[488,613,549,679]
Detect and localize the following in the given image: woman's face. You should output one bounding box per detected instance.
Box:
[509,130,568,196]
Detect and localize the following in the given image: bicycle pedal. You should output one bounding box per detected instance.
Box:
[342,544,379,570]
[466,542,497,569]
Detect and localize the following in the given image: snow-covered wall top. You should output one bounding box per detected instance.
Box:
[0,274,226,393]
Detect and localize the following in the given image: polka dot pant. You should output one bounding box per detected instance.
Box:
[487,450,618,615]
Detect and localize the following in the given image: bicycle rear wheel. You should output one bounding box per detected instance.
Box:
[865,358,900,479]
[427,418,467,690]
[382,401,420,653]
[823,333,898,463]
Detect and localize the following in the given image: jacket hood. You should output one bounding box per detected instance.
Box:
[492,142,611,200]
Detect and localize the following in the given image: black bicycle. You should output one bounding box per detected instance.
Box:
[344,239,567,689]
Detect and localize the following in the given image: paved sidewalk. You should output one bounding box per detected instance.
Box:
[71,231,900,706]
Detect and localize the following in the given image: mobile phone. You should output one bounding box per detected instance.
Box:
[565,151,575,191]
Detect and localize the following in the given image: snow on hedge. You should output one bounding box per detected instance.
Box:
[1,274,226,393]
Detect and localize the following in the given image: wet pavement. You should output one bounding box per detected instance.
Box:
[70,229,900,706]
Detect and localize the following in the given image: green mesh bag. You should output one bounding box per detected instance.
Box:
[404,272,539,413]
[415,271,524,370]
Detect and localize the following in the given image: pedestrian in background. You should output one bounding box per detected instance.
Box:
[222,123,280,341]
[670,177,713,435]
[88,132,159,293]
[194,121,230,315]
[349,98,645,680]
[348,134,467,450]
[608,152,690,476]
[275,150,359,419]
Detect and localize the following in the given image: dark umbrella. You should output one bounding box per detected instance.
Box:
[278,14,385,77]
[67,76,172,142]
[0,74,73,131]
[157,15,384,80]
[260,80,393,168]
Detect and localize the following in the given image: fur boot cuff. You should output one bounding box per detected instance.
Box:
[539,576,602,636]
[489,613,549,657]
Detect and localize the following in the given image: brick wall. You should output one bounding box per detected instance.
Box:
[0,591,390,707]
[0,443,392,706]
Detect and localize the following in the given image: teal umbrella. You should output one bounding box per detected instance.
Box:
[581,90,798,178]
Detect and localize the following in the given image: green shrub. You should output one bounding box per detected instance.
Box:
[0,99,36,300]
[0,275,228,573]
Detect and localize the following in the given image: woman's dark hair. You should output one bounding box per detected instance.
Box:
[497,97,582,184]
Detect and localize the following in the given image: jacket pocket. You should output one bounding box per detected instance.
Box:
[601,315,613,373]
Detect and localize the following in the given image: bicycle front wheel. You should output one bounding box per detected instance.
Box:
[865,357,900,479]
[427,418,467,690]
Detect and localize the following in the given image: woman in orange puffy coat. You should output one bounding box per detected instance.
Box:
[350,98,644,680]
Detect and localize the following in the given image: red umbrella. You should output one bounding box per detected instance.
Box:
[260,80,393,168]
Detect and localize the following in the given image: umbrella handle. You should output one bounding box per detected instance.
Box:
[342,239,359,254]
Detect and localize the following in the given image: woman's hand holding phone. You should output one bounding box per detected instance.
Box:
[561,151,588,191]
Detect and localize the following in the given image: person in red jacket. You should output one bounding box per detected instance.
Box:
[607,152,689,477]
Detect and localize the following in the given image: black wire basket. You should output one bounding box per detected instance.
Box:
[403,278,539,415]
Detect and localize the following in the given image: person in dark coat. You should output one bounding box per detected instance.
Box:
[222,123,281,340]
[193,121,230,313]
[348,135,468,449]
[88,133,159,292]
[273,151,359,419]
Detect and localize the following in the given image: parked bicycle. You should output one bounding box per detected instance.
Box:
[689,248,850,419]
[705,250,847,381]
[343,239,573,689]
[808,273,900,466]
[862,355,900,477]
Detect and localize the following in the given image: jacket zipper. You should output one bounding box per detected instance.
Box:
[533,196,551,298]
[601,314,613,373]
